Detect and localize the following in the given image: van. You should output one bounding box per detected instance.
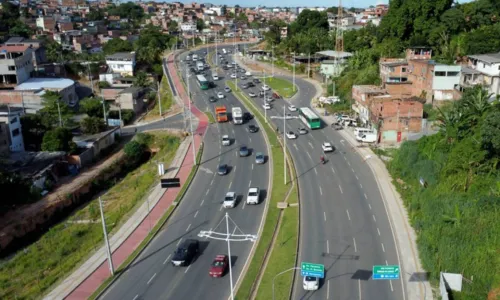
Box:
[354,128,375,137]
[341,118,357,127]
[358,133,377,143]
[222,48,227,54]
[192,54,198,61]
[196,61,204,71]
[212,73,219,81]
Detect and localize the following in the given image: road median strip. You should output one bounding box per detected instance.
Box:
[227,82,300,300]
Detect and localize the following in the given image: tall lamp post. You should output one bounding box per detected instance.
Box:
[271,107,299,185]
[185,66,196,165]
[198,213,257,300]
[271,44,276,77]
[263,70,268,123]
[273,267,301,300]
[291,52,296,92]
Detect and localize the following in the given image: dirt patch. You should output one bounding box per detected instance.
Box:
[488,288,500,300]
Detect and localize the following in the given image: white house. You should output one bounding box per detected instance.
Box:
[105,52,136,76]
[180,22,197,32]
[0,106,25,154]
[464,52,500,97]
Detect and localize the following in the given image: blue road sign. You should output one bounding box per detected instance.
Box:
[373,265,400,280]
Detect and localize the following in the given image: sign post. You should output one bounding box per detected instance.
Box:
[372,265,400,280]
[300,262,325,278]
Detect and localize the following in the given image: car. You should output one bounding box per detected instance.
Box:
[209,96,217,102]
[286,131,297,139]
[288,105,297,111]
[209,255,229,277]
[222,65,229,70]
[231,61,236,65]
[298,127,308,135]
[246,187,260,204]
[259,91,265,98]
[332,122,343,130]
[242,83,249,89]
[171,239,199,266]
[265,97,274,103]
[224,86,231,92]
[226,64,232,68]
[253,78,261,84]
[186,55,191,61]
[322,142,334,152]
[217,92,224,99]
[223,192,236,208]
[272,92,281,99]
[240,68,246,73]
[248,92,256,97]
[303,276,319,291]
[239,145,249,157]
[263,103,272,110]
[285,113,294,119]
[230,73,237,78]
[248,124,258,133]
[247,82,255,87]
[241,75,246,80]
[217,164,228,175]
[245,71,252,76]
[204,64,210,69]
[222,135,230,146]
[255,152,265,164]
[243,112,253,121]
[262,85,270,91]
[212,74,219,81]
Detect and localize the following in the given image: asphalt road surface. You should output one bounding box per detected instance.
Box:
[100,48,269,300]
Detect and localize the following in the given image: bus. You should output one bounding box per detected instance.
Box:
[196,74,210,90]
[298,107,321,129]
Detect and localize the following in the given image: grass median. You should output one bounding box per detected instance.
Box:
[0,132,180,300]
[90,142,203,299]
[228,82,299,300]
[143,75,175,122]
[266,77,297,98]
[204,110,215,124]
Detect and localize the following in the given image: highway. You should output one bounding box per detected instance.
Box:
[100,47,269,300]
[225,53,405,299]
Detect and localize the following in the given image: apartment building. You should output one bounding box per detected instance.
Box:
[0,44,34,87]
[0,106,25,155]
[3,37,47,72]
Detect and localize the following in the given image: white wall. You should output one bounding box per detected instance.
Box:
[432,65,461,90]
[474,61,500,77]
[106,60,134,76]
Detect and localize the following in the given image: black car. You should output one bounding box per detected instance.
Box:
[209,96,217,102]
[222,66,229,70]
[243,112,253,121]
[171,239,199,266]
[217,164,228,175]
[253,78,261,84]
[247,82,255,87]
[248,125,258,133]
[242,83,249,89]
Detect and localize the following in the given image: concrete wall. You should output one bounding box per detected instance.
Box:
[432,65,461,90]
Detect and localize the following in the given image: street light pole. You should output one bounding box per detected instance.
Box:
[157,79,162,117]
[100,89,107,125]
[272,267,301,300]
[198,213,257,300]
[272,44,275,77]
[263,70,267,123]
[186,66,196,164]
[292,52,296,92]
[283,105,286,185]
[99,197,114,276]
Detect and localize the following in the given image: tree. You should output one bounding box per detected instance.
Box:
[480,111,500,156]
[45,40,63,63]
[103,38,133,55]
[124,140,146,161]
[81,117,106,134]
[80,97,108,118]
[21,114,49,151]
[10,21,33,38]
[107,2,144,20]
[168,20,178,33]
[0,171,39,207]
[289,9,329,36]
[87,8,105,21]
[196,18,205,32]
[0,1,20,32]
[134,71,150,87]
[41,127,76,152]
[39,91,74,128]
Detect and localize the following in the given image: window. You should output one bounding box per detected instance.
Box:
[8,66,15,71]
[12,128,20,136]
[402,67,407,72]
[435,71,446,76]
[10,117,17,124]
[447,72,459,77]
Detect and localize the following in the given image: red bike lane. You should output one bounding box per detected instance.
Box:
[66,52,208,299]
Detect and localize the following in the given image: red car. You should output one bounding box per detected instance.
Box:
[209,255,229,277]
[272,92,281,99]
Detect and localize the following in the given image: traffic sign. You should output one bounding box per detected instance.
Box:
[372,265,400,280]
[301,262,324,278]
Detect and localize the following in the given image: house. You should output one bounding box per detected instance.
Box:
[180,22,197,32]
[280,27,287,39]
[461,52,500,98]
[71,127,119,167]
[379,58,412,98]
[0,44,34,87]
[105,52,136,76]
[36,16,56,32]
[3,37,48,71]
[102,86,145,114]
[316,50,353,77]
[351,85,391,126]
[0,106,25,155]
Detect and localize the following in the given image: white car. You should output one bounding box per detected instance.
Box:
[322,142,334,152]
[303,276,319,291]
[288,105,297,111]
[286,131,297,139]
[245,71,252,76]
[285,113,294,120]
[265,97,274,103]
[246,187,259,205]
[222,135,230,146]
[230,73,237,78]
[263,103,272,110]
[212,74,219,81]
[217,92,224,99]
[248,92,256,97]
[223,192,236,208]
[262,85,270,91]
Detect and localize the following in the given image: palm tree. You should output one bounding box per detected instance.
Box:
[463,86,492,116]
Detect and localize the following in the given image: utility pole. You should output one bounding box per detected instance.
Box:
[56,100,62,127]
[308,52,311,79]
[263,70,267,123]
[99,197,114,276]
[100,89,107,125]
[271,44,275,77]
[186,66,196,165]
[233,27,238,91]
[87,63,94,94]
[291,52,296,92]
[157,79,162,117]
[198,213,257,300]
[271,111,299,185]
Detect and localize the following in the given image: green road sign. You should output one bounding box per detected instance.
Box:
[373,265,400,280]
[301,262,325,278]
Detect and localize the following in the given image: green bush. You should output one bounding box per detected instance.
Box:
[41,127,76,153]
[108,109,135,125]
[124,141,146,161]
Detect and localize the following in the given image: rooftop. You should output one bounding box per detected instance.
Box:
[0,45,30,53]
[380,59,408,67]
[353,85,386,94]
[461,66,482,75]
[0,106,24,115]
[468,52,500,64]
[106,52,136,61]
[316,50,353,59]
[15,78,75,91]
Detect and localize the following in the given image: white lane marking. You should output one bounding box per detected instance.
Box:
[326,240,330,253]
[200,199,204,206]
[185,265,191,273]
[346,209,351,221]
[219,205,223,211]
[242,201,246,210]
[229,181,232,189]
[249,137,252,142]
[293,143,298,150]
[306,152,312,160]
[163,254,172,265]
[353,237,357,252]
[343,156,346,161]
[323,211,326,222]
[352,168,355,173]
[381,243,386,252]
[319,186,323,195]
[360,183,363,189]
[327,281,330,299]
[232,129,235,135]
[314,168,318,175]
[252,164,254,170]
[386,260,389,265]
[206,189,210,195]
[147,273,157,285]
[347,161,351,166]
[210,179,214,185]
[331,167,335,173]
[194,210,199,218]
[248,180,252,187]
[389,280,394,291]
[355,175,359,180]
[373,215,376,222]
[339,184,343,194]
[377,228,381,236]
[133,295,139,300]
[364,193,367,199]
[176,238,183,246]
[234,166,237,172]
[308,141,314,149]
[368,204,372,210]
[358,279,362,300]
[186,224,191,232]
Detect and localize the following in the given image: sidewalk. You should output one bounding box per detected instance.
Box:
[46,139,191,300]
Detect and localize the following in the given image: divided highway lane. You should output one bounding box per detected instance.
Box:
[101,51,268,300]
[221,57,403,300]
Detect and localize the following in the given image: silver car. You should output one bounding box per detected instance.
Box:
[255,152,265,164]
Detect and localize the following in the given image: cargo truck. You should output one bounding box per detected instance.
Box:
[215,105,228,122]
[232,107,243,124]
